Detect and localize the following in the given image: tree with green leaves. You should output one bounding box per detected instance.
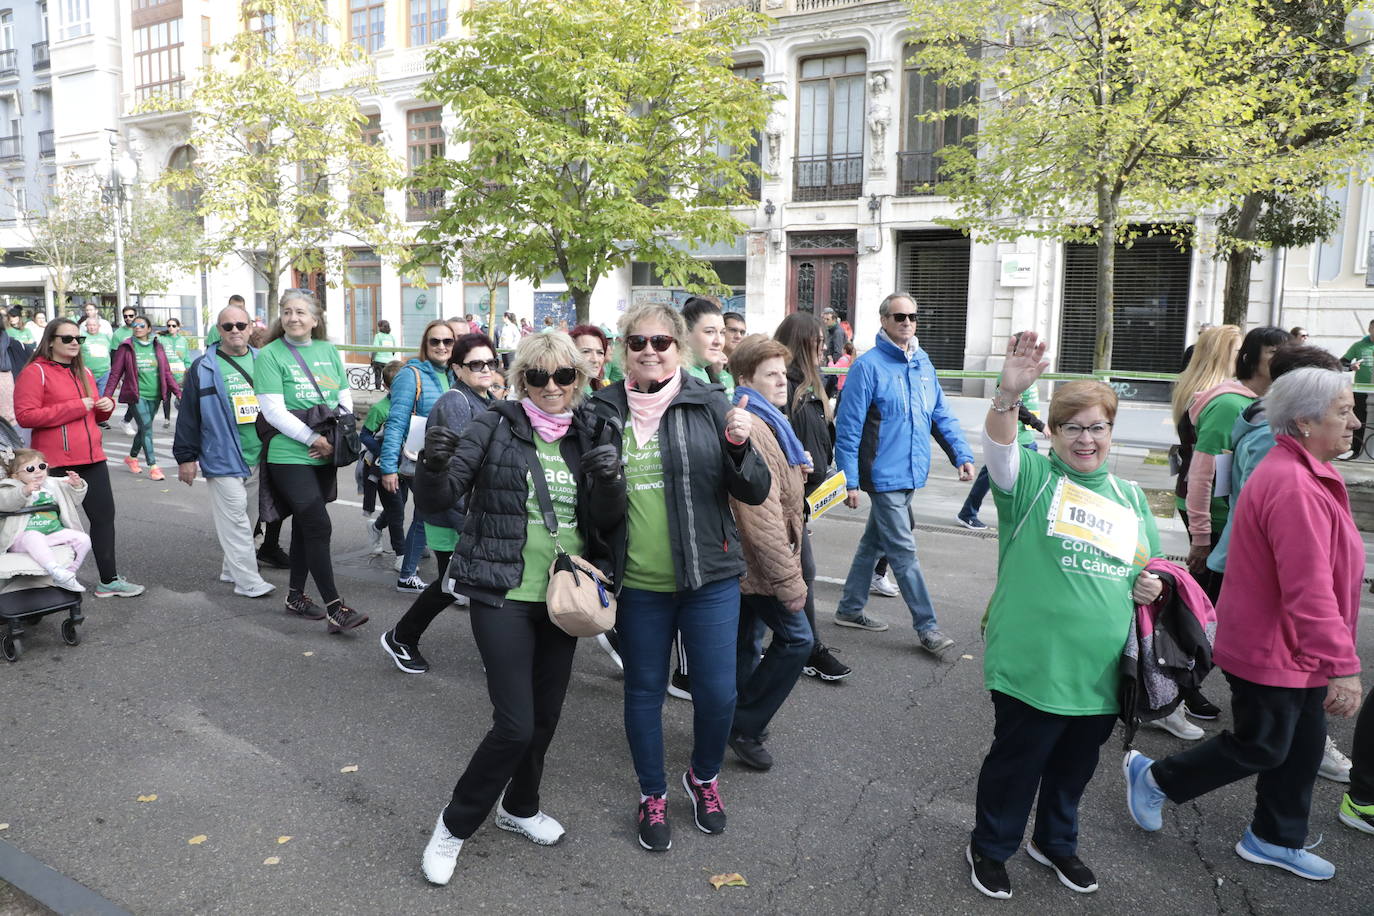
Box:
[22,172,108,314]
[412,0,774,325]
[76,187,205,299]
[911,0,1374,368]
[146,0,408,322]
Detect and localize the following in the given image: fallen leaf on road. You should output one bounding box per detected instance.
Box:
[339,765,358,773]
[960,654,974,660]
[0,823,9,831]
[302,651,314,657]
[708,873,747,889]
[263,856,280,866]
[137,794,158,803]
[277,836,292,844]
[188,835,207,845]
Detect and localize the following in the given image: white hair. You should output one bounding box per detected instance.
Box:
[1264,367,1350,437]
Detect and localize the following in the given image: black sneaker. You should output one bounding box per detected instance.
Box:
[284,591,325,621]
[667,669,692,701]
[1181,687,1221,720]
[967,843,1012,899]
[728,732,773,771]
[636,794,671,852]
[682,769,726,834]
[326,601,368,633]
[1026,841,1098,894]
[257,545,291,569]
[802,644,852,681]
[380,629,429,674]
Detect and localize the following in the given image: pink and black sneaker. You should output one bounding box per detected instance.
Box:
[636,794,671,851]
[682,769,726,834]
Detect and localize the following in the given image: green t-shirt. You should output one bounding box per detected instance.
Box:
[113,326,133,345]
[132,337,159,399]
[217,349,262,467]
[985,450,1161,715]
[622,427,676,592]
[1343,336,1374,386]
[1017,385,1041,448]
[372,333,399,364]
[424,522,459,553]
[507,436,584,602]
[687,363,734,398]
[24,490,62,535]
[9,326,32,346]
[1174,391,1253,529]
[606,354,625,383]
[363,394,391,434]
[82,332,114,378]
[164,334,190,380]
[254,338,345,466]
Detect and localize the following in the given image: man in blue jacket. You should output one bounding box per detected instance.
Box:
[832,292,974,655]
[172,305,274,598]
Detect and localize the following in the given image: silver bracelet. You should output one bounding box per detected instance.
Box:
[990,386,1022,413]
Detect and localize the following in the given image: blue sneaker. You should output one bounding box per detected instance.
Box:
[1123,750,1165,831]
[1234,828,1335,880]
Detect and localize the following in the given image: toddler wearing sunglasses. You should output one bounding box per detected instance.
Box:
[0,449,90,592]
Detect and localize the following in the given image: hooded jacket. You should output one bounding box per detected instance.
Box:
[1205,400,1271,574]
[0,476,87,552]
[104,336,182,405]
[14,357,113,467]
[173,343,261,478]
[379,357,457,475]
[833,333,972,493]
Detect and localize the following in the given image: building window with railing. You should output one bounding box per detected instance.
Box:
[794,51,865,202]
[59,0,88,39]
[351,0,384,53]
[899,45,977,197]
[714,61,763,201]
[406,106,443,221]
[0,11,14,79]
[134,17,184,101]
[409,0,445,46]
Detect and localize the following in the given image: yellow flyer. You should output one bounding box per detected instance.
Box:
[807,471,847,520]
[1046,478,1138,564]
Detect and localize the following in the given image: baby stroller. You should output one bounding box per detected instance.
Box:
[0,418,83,662]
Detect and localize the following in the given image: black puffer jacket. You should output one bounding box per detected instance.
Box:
[414,381,494,531]
[785,365,834,495]
[411,399,625,607]
[588,371,771,592]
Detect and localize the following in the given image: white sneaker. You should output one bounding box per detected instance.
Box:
[1319,735,1352,783]
[364,518,384,556]
[48,568,85,592]
[493,799,565,846]
[869,573,900,597]
[233,581,276,599]
[1147,707,1204,741]
[595,632,623,671]
[421,813,463,885]
[219,571,234,584]
[122,420,136,436]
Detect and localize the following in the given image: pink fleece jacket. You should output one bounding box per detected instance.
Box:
[1213,435,1363,687]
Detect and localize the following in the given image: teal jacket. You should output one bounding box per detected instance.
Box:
[1206,401,1271,573]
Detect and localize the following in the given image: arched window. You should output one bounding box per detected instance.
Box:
[167,144,201,215]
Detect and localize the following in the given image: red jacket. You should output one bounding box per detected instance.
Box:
[104,337,182,405]
[14,356,114,467]
[1213,435,1363,687]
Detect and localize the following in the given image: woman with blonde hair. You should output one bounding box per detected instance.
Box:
[1171,325,1242,428]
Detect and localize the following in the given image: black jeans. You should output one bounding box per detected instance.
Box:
[372,476,410,555]
[1152,672,1327,848]
[392,550,455,646]
[733,593,813,740]
[267,463,339,605]
[1177,508,1224,604]
[50,460,117,584]
[1352,690,1374,804]
[971,691,1117,861]
[442,598,578,839]
[1353,392,1368,456]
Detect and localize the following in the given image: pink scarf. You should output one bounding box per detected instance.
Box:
[521,398,573,443]
[625,371,682,447]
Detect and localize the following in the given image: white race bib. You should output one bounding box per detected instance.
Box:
[1047,478,1139,564]
[232,392,260,425]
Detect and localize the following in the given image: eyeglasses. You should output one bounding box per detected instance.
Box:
[1059,421,1114,439]
[220,321,250,332]
[626,334,675,353]
[886,312,918,323]
[55,334,87,345]
[462,359,499,373]
[427,337,455,348]
[23,463,47,473]
[523,367,578,388]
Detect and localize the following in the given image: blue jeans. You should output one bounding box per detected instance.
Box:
[617,578,740,795]
[398,502,427,579]
[837,489,939,633]
[733,593,813,740]
[960,441,1036,521]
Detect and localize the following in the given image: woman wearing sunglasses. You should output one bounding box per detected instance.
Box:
[411,332,624,885]
[377,319,460,594]
[14,319,145,597]
[585,303,769,853]
[381,332,500,673]
[158,318,191,430]
[103,313,181,482]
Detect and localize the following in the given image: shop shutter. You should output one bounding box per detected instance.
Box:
[896,229,969,373]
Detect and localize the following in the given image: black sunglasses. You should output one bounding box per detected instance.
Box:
[220,321,250,332]
[886,312,917,323]
[523,367,578,388]
[23,463,47,473]
[166,322,180,328]
[56,334,87,344]
[462,359,499,372]
[427,336,456,348]
[626,334,675,352]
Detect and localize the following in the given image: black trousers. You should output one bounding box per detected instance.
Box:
[372,476,409,555]
[392,550,455,646]
[1352,691,1374,804]
[266,463,339,605]
[1177,508,1224,604]
[1353,392,1368,456]
[1152,672,1326,848]
[51,460,117,584]
[442,598,577,840]
[971,691,1117,861]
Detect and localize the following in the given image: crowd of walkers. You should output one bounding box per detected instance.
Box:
[0,293,1369,900]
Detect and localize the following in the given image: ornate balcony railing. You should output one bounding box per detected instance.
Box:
[32,41,49,70]
[38,130,54,158]
[793,154,863,202]
[897,151,944,197]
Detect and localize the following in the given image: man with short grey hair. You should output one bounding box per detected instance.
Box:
[172,305,275,597]
[831,292,974,655]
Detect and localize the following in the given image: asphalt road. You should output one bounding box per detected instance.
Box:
[2,424,1371,916]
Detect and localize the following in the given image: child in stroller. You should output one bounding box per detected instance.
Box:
[0,448,90,592]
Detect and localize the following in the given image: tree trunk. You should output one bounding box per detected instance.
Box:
[486,280,500,337]
[1221,193,1265,327]
[571,286,591,326]
[1094,183,1118,371]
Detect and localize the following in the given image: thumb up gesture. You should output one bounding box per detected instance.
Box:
[725,394,752,446]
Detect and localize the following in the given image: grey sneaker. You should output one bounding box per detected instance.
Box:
[94,576,146,598]
[834,613,889,632]
[918,629,955,654]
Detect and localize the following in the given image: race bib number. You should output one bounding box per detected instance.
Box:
[232,392,260,425]
[86,342,109,359]
[1046,478,1138,564]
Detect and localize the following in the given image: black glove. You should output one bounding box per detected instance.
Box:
[581,443,622,482]
[421,427,461,472]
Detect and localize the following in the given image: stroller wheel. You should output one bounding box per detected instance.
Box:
[61,619,81,646]
[2,634,19,662]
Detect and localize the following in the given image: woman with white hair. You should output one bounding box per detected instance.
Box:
[1125,366,1365,881]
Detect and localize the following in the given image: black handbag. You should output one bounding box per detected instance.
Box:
[282,342,361,468]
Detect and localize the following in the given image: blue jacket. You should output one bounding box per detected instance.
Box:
[833,333,972,493]
[172,343,260,478]
[380,357,456,475]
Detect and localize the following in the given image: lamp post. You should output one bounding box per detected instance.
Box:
[101,133,138,317]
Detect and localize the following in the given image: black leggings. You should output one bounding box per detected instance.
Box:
[267,462,339,604]
[1350,689,1374,805]
[51,460,117,584]
[392,549,454,646]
